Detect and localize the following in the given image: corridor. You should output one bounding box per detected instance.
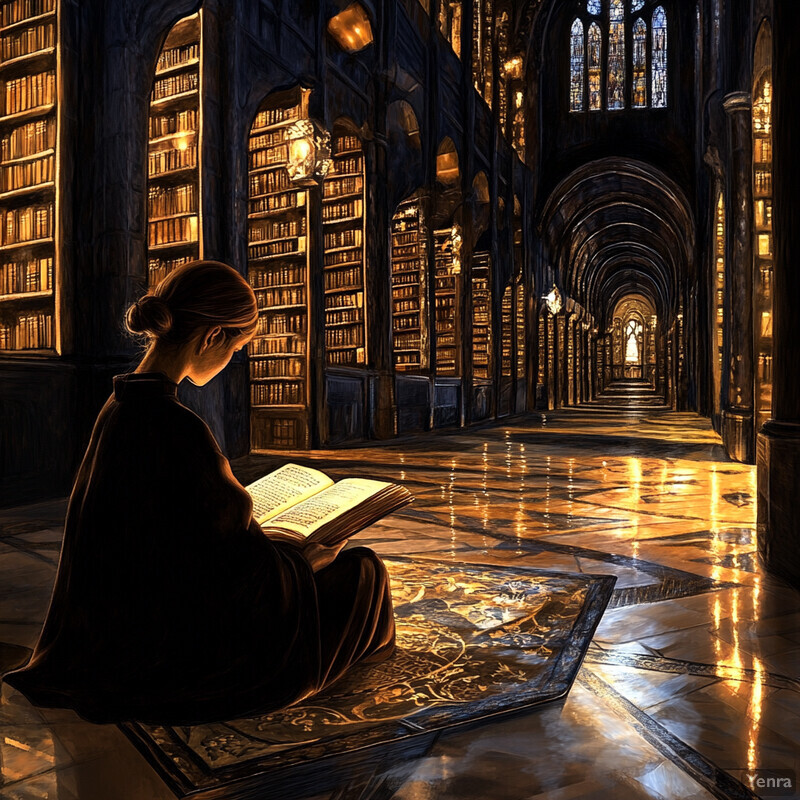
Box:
[1,410,798,800]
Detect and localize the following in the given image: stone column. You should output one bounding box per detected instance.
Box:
[757,0,800,588]
[720,92,755,462]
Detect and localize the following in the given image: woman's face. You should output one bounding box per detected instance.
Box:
[186,328,254,386]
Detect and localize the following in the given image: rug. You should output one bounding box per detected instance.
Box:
[122,558,616,799]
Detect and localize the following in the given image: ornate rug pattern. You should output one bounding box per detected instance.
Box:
[122,559,615,798]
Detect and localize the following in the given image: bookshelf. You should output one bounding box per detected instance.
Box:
[247,90,311,450]
[322,128,367,368]
[515,278,525,382]
[146,12,201,287]
[433,227,460,376]
[391,196,427,373]
[0,0,57,353]
[501,283,512,378]
[471,251,491,380]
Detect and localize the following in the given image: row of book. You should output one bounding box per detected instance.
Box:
[2,117,52,161]
[393,331,421,349]
[0,310,51,349]
[250,357,305,378]
[248,237,305,260]
[395,353,421,366]
[156,42,199,74]
[249,262,305,288]
[148,145,196,176]
[147,215,197,247]
[251,382,303,406]
[394,313,420,330]
[249,129,286,152]
[249,217,304,242]
[328,155,362,176]
[149,109,197,140]
[255,286,305,308]
[754,168,772,197]
[392,271,419,286]
[322,198,361,222]
[152,70,198,102]
[249,144,288,170]
[148,255,193,286]
[1,19,53,62]
[148,183,197,218]
[325,289,362,310]
[0,150,52,191]
[322,176,362,198]
[326,326,363,348]
[0,253,50,293]
[394,300,419,315]
[0,0,55,28]
[252,105,300,131]
[326,307,362,324]
[248,190,303,217]
[252,418,299,448]
[323,228,361,250]
[324,249,362,268]
[249,169,291,197]
[328,347,365,366]
[3,201,51,245]
[324,264,361,289]
[393,284,417,300]
[250,335,305,356]
[333,135,360,155]
[256,311,305,336]
[3,70,54,116]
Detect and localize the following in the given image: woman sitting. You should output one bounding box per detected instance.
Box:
[4,260,395,724]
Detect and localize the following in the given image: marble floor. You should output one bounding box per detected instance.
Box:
[2,407,799,799]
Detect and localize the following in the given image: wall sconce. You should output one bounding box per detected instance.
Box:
[286,119,332,185]
[544,285,562,315]
[327,3,374,53]
[503,55,523,80]
[450,224,463,274]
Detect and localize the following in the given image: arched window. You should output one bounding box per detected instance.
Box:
[652,6,668,107]
[588,22,602,111]
[570,19,585,111]
[607,0,625,110]
[632,18,647,107]
[568,1,668,112]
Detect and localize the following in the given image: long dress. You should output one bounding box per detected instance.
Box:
[3,372,395,724]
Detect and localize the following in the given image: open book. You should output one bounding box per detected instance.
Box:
[246,463,413,547]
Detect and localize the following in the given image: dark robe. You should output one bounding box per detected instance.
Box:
[3,373,395,724]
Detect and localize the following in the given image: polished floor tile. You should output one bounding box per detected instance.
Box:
[1,408,798,799]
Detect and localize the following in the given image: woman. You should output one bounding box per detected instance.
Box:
[4,260,395,724]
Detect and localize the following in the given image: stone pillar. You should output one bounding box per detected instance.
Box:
[757,0,800,589]
[720,92,755,462]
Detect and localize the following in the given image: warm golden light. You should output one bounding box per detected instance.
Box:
[327,3,374,53]
[450,224,462,274]
[503,55,523,79]
[544,286,562,315]
[285,119,331,185]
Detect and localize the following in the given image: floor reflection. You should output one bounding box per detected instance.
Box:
[1,409,799,799]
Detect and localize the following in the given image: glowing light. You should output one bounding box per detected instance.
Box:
[544,286,562,315]
[503,55,523,79]
[285,119,331,185]
[450,224,463,274]
[327,3,374,53]
[175,136,189,151]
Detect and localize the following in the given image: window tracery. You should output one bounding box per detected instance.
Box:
[569,1,668,112]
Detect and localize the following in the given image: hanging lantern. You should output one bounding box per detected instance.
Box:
[544,285,562,315]
[286,119,332,185]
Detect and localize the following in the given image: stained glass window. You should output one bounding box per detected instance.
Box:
[632,18,647,107]
[652,6,667,107]
[631,0,644,10]
[588,23,602,110]
[570,19,585,111]
[608,0,625,109]
[587,0,601,14]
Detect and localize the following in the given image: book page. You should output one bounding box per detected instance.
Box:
[266,478,391,537]
[246,463,334,524]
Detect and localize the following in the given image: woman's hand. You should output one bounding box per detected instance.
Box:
[302,540,347,573]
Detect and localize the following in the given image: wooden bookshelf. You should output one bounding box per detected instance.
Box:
[247,90,311,450]
[471,251,491,380]
[515,277,525,381]
[0,0,57,353]
[322,129,367,367]
[501,283,512,378]
[146,12,201,287]
[433,227,460,376]
[391,196,427,373]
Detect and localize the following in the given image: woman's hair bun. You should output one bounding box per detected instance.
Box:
[125,294,173,337]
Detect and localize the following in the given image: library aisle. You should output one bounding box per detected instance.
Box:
[2,408,798,800]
